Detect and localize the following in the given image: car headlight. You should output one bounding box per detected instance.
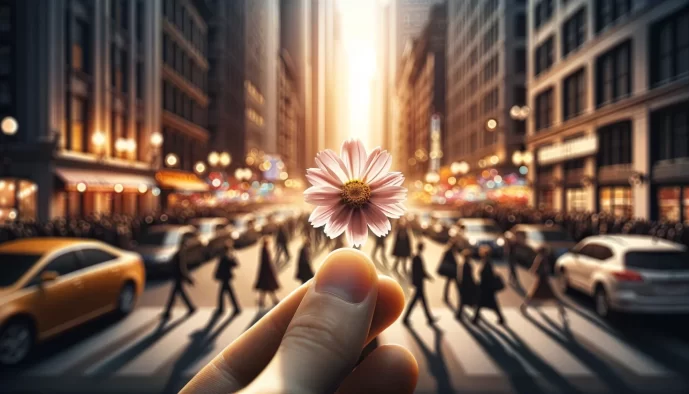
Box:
[421,223,428,230]
[448,226,458,237]
[468,238,477,246]
[155,253,175,262]
[496,238,505,246]
[254,225,263,232]
[231,231,240,240]
[433,224,443,233]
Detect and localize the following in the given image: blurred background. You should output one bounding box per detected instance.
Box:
[1,0,689,393]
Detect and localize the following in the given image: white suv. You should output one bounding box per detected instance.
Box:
[555,235,689,318]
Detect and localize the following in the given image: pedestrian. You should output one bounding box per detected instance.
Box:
[472,246,506,326]
[331,234,345,251]
[371,233,388,267]
[274,223,291,266]
[392,219,412,275]
[162,236,197,320]
[295,237,315,284]
[214,240,241,315]
[520,246,567,323]
[437,241,459,305]
[504,236,520,288]
[456,248,477,320]
[255,237,281,308]
[402,242,438,325]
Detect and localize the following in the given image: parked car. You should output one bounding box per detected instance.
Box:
[230,215,261,249]
[504,224,576,266]
[189,217,232,258]
[456,218,504,256]
[0,238,145,366]
[132,225,206,273]
[425,211,462,243]
[555,235,689,318]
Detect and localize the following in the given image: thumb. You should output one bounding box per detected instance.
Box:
[240,248,378,394]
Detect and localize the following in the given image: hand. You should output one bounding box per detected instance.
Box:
[181,249,418,394]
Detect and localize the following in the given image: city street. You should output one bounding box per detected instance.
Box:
[2,207,689,394]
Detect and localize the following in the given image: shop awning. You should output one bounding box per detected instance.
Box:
[155,170,209,192]
[55,168,156,192]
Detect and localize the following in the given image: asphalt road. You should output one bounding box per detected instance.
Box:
[2,212,689,394]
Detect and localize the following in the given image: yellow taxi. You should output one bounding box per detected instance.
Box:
[0,238,146,366]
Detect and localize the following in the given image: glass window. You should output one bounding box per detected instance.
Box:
[625,251,689,270]
[563,7,586,56]
[684,187,689,224]
[658,187,681,221]
[566,188,588,212]
[599,186,632,217]
[139,231,181,246]
[538,188,554,210]
[80,248,118,267]
[45,252,81,276]
[0,254,42,287]
[650,6,689,87]
[563,67,586,120]
[596,40,631,107]
[652,101,689,162]
[71,97,86,152]
[535,87,554,131]
[0,5,11,33]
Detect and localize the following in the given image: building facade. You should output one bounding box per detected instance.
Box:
[277,50,300,176]
[527,0,689,221]
[396,3,447,181]
[1,0,164,222]
[244,0,268,155]
[445,0,529,181]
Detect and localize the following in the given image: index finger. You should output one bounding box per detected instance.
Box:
[181,275,405,394]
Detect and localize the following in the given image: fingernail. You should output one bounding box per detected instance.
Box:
[315,248,376,304]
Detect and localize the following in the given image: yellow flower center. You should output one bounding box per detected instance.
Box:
[341,180,371,208]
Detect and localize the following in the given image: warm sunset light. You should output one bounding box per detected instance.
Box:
[338,0,376,148]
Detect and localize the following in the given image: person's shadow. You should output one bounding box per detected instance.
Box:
[459,318,543,394]
[524,310,636,393]
[161,311,241,393]
[406,324,453,393]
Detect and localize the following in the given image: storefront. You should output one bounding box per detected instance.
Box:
[563,158,589,213]
[155,170,210,208]
[55,167,157,217]
[0,179,38,223]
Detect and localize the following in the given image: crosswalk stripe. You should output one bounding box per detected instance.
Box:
[26,308,158,376]
[562,311,669,376]
[115,309,216,376]
[501,309,592,376]
[183,309,259,376]
[83,308,192,376]
[434,308,502,376]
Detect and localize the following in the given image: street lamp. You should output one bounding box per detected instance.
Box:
[486,118,498,131]
[165,153,178,168]
[194,161,207,174]
[425,171,440,184]
[510,105,531,121]
[219,152,231,167]
[208,151,220,167]
[1,116,18,136]
[150,132,163,148]
[450,161,470,175]
[235,168,252,181]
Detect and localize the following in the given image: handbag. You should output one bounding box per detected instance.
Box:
[493,274,506,291]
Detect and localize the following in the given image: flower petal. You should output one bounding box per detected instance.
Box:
[306,168,341,188]
[370,185,407,203]
[324,206,353,239]
[362,150,392,184]
[304,185,342,206]
[341,139,368,180]
[316,150,350,184]
[362,204,391,237]
[346,208,369,247]
[309,204,343,228]
[369,171,405,189]
[372,202,405,219]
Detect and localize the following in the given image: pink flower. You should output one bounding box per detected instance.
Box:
[304,139,407,247]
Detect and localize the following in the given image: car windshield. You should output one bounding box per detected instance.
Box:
[529,230,572,242]
[465,224,501,233]
[139,231,180,246]
[625,251,689,271]
[195,223,214,234]
[0,254,42,287]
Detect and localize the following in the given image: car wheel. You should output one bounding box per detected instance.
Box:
[559,268,572,293]
[117,282,137,316]
[594,286,612,318]
[0,318,35,366]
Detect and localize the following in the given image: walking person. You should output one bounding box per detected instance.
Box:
[274,223,291,266]
[456,249,477,320]
[371,232,388,267]
[295,237,315,284]
[472,246,506,326]
[437,242,460,305]
[402,243,438,325]
[392,219,413,275]
[214,240,241,315]
[504,236,520,288]
[520,246,567,323]
[255,238,281,308]
[162,236,197,320]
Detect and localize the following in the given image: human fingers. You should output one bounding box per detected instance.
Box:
[238,249,379,394]
[336,344,418,394]
[181,251,405,394]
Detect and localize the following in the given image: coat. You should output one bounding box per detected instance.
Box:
[392,228,412,257]
[295,245,314,283]
[477,259,500,309]
[214,254,238,281]
[527,254,557,301]
[410,255,431,289]
[459,257,478,306]
[255,245,280,291]
[437,248,458,278]
[173,249,193,283]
